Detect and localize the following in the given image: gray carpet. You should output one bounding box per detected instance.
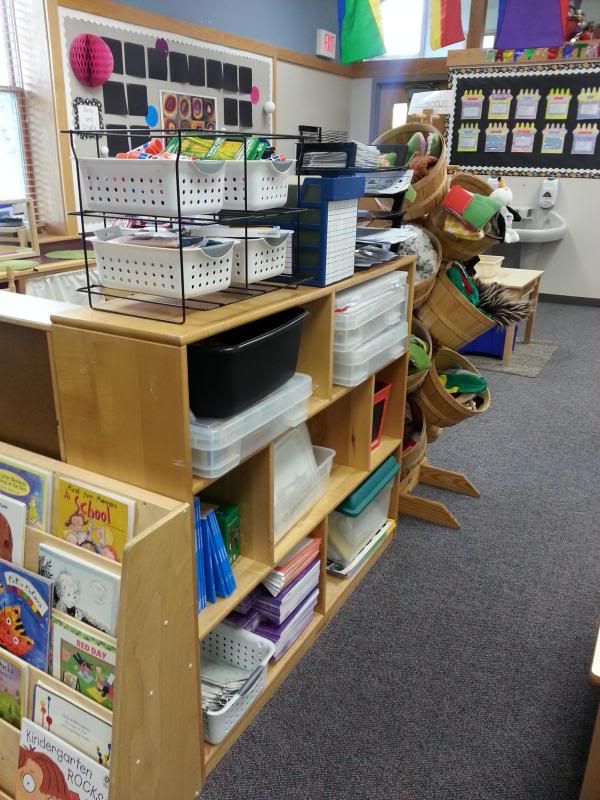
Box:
[201,301,600,800]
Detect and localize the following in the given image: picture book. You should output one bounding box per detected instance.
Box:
[0,455,52,530]
[52,477,136,563]
[0,650,28,728]
[51,612,116,711]
[39,544,120,636]
[0,559,52,670]
[33,681,112,764]
[0,493,27,566]
[17,719,110,800]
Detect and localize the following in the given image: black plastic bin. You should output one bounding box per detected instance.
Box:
[188,307,310,418]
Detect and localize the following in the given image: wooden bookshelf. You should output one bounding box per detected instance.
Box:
[0,441,201,800]
[44,255,415,798]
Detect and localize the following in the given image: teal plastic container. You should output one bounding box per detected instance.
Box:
[328,456,399,565]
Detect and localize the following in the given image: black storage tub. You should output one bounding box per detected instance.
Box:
[188,307,310,418]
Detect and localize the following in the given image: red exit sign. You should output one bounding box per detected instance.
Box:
[316,29,337,59]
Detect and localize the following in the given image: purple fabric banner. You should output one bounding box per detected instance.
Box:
[495,0,565,49]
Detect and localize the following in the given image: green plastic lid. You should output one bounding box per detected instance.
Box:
[335,456,400,517]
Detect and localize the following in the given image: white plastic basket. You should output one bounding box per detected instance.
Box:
[78,157,226,216]
[222,160,295,210]
[201,624,275,744]
[92,238,234,299]
[232,231,292,283]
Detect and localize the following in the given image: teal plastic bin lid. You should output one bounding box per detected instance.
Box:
[335,455,400,517]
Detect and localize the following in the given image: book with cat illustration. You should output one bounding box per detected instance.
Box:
[0,559,52,671]
[38,543,120,636]
[0,649,28,728]
[0,493,27,566]
[0,456,52,530]
[51,612,116,712]
[52,477,135,563]
[16,719,110,800]
[33,680,112,762]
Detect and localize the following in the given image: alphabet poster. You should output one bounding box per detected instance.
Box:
[448,62,600,177]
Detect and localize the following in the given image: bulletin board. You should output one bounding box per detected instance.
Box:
[58,7,274,158]
[447,62,600,178]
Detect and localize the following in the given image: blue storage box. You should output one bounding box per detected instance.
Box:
[277,175,365,287]
[461,325,518,359]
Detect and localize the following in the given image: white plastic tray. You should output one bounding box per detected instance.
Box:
[201,624,275,744]
[274,440,336,541]
[92,238,234,299]
[222,160,294,211]
[334,293,407,352]
[78,157,226,216]
[333,321,409,387]
[328,478,395,566]
[190,373,313,478]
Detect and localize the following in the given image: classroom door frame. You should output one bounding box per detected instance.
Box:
[370,78,449,142]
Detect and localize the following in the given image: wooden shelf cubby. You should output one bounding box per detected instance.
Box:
[38,255,416,797]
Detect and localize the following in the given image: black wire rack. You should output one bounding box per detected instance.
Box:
[64,128,312,324]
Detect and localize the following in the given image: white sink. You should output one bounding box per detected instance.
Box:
[513,209,567,243]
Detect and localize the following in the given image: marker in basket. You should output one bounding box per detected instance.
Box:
[116,139,164,159]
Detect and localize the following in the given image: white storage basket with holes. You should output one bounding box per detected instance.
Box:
[78,157,226,216]
[91,238,234,299]
[222,160,295,211]
[231,231,292,283]
[201,623,275,744]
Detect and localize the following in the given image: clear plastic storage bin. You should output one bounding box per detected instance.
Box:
[201,624,275,744]
[333,321,409,387]
[274,425,335,541]
[334,272,407,352]
[222,160,295,211]
[328,456,400,566]
[92,238,234,300]
[78,157,226,217]
[190,373,313,478]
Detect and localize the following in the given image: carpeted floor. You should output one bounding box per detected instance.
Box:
[201,301,600,800]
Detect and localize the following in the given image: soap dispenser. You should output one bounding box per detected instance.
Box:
[539,177,559,209]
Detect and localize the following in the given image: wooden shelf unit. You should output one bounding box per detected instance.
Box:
[43,255,415,796]
[0,441,202,800]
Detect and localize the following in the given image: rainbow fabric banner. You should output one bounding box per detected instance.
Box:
[430,0,465,51]
[338,0,385,64]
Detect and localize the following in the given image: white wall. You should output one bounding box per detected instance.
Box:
[509,177,600,300]
[349,79,373,143]
[275,61,353,157]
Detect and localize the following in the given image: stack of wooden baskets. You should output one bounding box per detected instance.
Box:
[373,126,496,475]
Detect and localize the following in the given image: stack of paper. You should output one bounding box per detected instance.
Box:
[226,607,262,632]
[327,520,393,579]
[195,499,237,612]
[305,140,380,170]
[252,559,320,624]
[254,589,319,660]
[262,537,321,596]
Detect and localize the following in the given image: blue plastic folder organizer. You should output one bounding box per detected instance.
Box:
[279,175,365,287]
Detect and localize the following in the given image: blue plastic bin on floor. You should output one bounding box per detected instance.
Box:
[460,325,518,359]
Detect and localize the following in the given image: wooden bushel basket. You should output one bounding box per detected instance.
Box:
[416,347,491,429]
[407,317,433,395]
[401,400,427,477]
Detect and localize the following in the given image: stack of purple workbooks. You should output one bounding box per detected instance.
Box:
[252,559,320,660]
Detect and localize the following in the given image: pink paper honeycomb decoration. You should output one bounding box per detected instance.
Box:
[70,34,114,87]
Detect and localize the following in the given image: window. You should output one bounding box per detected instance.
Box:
[380,0,426,58]
[0,0,28,201]
[483,34,495,48]
[392,102,408,128]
